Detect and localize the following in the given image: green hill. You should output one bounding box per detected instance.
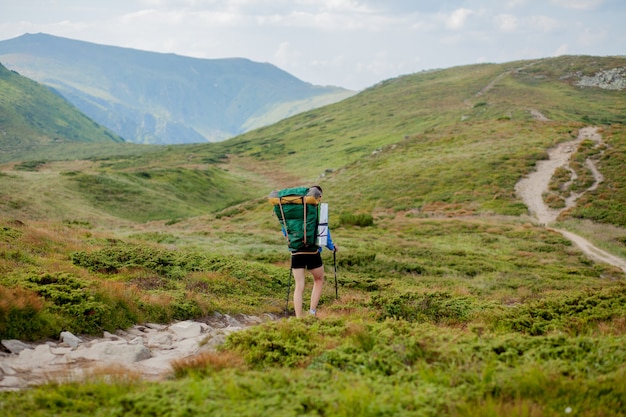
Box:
[0,62,124,155]
[1,55,625,416]
[0,33,354,144]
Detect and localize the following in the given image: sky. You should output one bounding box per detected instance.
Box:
[1,0,625,91]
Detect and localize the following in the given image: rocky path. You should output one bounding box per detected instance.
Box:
[0,313,278,392]
[515,126,626,273]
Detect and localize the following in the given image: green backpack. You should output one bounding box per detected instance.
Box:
[268,187,321,251]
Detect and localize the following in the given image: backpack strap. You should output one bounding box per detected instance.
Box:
[277,200,290,245]
[302,196,307,247]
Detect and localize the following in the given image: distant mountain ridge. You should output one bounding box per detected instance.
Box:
[0,33,354,144]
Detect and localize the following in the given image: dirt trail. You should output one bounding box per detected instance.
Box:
[515,127,626,273]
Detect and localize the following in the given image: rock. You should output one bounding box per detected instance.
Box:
[103,331,120,339]
[171,338,201,357]
[576,67,626,90]
[50,346,74,356]
[202,332,228,350]
[0,314,274,392]
[1,340,31,354]
[0,361,17,375]
[68,341,151,364]
[0,376,24,390]
[225,315,244,328]
[169,321,203,340]
[60,331,82,348]
[144,323,167,331]
[147,333,174,348]
[12,345,58,372]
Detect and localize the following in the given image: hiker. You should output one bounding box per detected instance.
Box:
[271,185,337,318]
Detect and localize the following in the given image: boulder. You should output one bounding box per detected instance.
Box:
[11,345,58,372]
[1,340,31,355]
[60,331,82,348]
[68,341,151,364]
[169,321,203,340]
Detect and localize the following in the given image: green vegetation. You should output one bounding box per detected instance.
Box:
[568,125,626,226]
[1,55,625,415]
[0,62,123,157]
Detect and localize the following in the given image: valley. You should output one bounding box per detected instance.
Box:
[1,55,625,416]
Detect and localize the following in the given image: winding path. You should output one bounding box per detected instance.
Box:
[515,127,626,273]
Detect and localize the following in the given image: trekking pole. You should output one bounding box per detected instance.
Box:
[333,250,338,300]
[285,268,292,317]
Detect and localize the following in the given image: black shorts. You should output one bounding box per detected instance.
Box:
[291,251,323,270]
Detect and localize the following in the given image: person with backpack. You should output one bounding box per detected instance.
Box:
[269,185,338,318]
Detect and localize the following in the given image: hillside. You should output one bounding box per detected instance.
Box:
[0,62,124,155]
[1,56,625,229]
[1,55,626,415]
[0,33,354,145]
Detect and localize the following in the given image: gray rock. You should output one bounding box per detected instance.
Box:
[60,331,82,348]
[169,321,203,340]
[0,376,24,390]
[0,315,273,392]
[68,341,151,364]
[12,345,58,372]
[1,340,31,355]
[147,333,174,348]
[576,67,626,90]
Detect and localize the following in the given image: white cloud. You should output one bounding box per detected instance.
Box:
[549,0,604,10]
[274,41,297,67]
[529,15,561,32]
[505,0,527,7]
[553,44,568,56]
[578,28,608,46]
[495,14,518,32]
[317,0,375,13]
[445,8,474,30]
[1,0,625,90]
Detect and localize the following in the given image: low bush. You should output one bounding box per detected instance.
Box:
[369,290,475,324]
[0,285,52,340]
[339,212,374,227]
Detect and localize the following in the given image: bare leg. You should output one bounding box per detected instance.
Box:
[309,266,325,314]
[292,268,306,318]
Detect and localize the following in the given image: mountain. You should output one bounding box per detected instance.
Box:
[1,54,624,229]
[0,61,124,155]
[1,55,626,413]
[0,33,354,145]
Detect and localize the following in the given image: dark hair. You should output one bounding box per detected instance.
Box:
[311,185,323,194]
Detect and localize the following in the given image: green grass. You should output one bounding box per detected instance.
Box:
[1,55,626,415]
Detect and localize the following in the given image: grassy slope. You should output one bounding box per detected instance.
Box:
[1,55,626,416]
[0,63,123,156]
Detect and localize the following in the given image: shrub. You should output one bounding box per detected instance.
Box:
[224,318,321,368]
[13,160,47,171]
[492,284,626,335]
[0,285,52,340]
[339,212,374,227]
[21,272,138,335]
[369,291,475,324]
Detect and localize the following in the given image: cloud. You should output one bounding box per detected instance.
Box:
[553,44,569,56]
[445,8,474,30]
[274,41,298,67]
[1,0,624,90]
[577,28,608,46]
[529,15,562,32]
[504,0,528,7]
[495,14,518,32]
[549,0,604,10]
